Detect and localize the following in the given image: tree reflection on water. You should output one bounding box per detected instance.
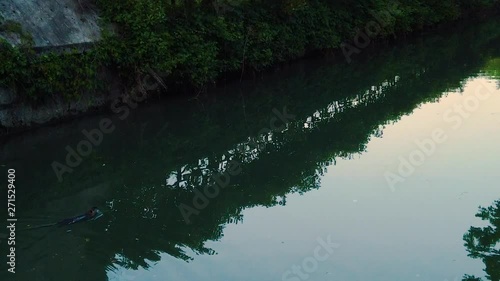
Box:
[463,200,500,281]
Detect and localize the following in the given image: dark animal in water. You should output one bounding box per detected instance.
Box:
[57,207,101,226]
[21,207,103,231]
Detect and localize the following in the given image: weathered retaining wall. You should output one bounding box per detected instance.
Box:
[0,77,124,136]
[0,0,106,135]
[0,0,101,47]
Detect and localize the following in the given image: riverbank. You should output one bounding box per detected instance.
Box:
[0,0,499,136]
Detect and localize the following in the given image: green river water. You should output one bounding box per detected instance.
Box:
[1,18,500,281]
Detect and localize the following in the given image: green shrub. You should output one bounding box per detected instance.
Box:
[0,0,497,101]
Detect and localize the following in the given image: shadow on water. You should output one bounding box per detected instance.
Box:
[1,18,500,281]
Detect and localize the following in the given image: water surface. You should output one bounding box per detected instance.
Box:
[1,18,500,281]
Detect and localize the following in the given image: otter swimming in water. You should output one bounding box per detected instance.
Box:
[21,207,103,231]
[56,207,102,226]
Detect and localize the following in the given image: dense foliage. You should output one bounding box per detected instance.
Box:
[0,0,498,100]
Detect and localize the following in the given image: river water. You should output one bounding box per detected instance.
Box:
[1,18,499,281]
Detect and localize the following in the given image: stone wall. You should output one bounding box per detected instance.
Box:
[0,0,101,48]
[0,0,106,135]
[0,71,124,135]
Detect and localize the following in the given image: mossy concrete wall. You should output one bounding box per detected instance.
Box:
[0,0,107,135]
[0,0,101,47]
